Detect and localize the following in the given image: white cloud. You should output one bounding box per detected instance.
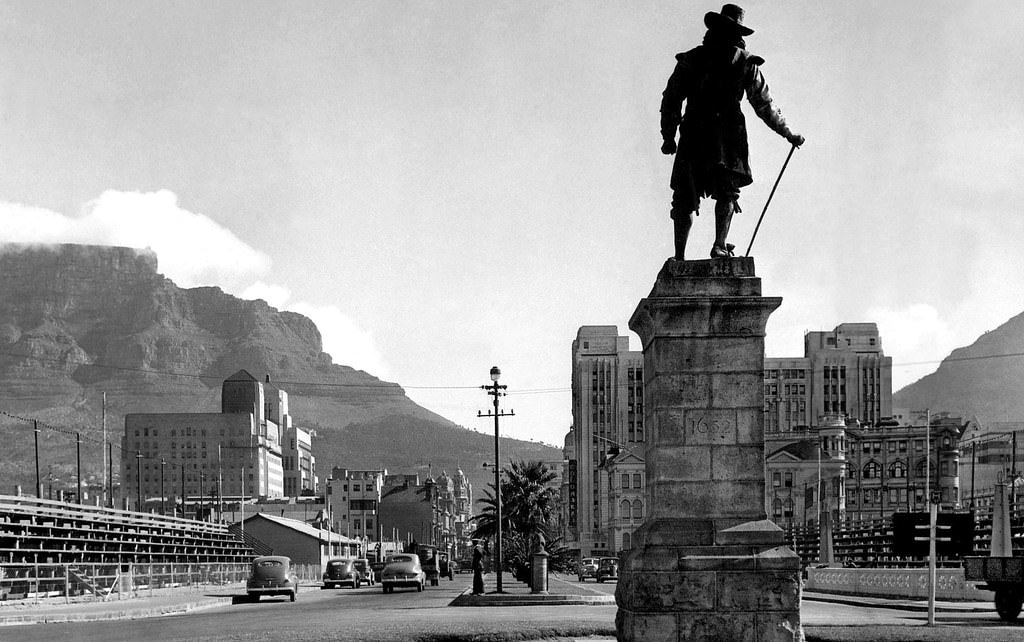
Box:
[288,302,390,378]
[0,189,272,292]
[241,282,292,309]
[0,190,390,377]
[868,303,955,390]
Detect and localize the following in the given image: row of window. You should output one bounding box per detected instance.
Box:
[764,369,807,380]
[618,499,644,521]
[619,473,643,489]
[850,459,954,479]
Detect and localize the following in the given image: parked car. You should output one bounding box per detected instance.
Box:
[381,553,425,593]
[353,558,375,586]
[578,557,599,582]
[322,557,361,589]
[596,557,619,583]
[246,555,298,602]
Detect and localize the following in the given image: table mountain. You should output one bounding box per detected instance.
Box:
[0,243,557,501]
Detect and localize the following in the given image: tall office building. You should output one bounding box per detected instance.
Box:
[567,326,644,556]
[764,323,893,434]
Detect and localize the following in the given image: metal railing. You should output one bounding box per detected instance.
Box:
[0,562,250,604]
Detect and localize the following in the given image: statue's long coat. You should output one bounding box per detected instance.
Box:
[661,44,788,214]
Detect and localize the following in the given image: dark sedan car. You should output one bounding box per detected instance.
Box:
[246,555,298,602]
[323,557,361,589]
[596,557,619,583]
[354,558,375,586]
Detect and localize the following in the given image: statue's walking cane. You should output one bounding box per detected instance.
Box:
[744,143,797,257]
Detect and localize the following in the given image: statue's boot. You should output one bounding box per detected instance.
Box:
[710,243,735,258]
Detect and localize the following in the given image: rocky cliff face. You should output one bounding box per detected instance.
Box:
[894,311,1024,422]
[0,243,557,497]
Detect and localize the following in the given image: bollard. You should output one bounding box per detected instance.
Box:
[530,550,549,595]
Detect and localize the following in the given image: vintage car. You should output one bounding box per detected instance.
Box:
[381,553,425,593]
[353,558,375,586]
[246,555,298,602]
[578,557,599,582]
[322,557,361,589]
[596,557,619,583]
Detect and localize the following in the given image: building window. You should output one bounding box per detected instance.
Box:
[784,472,793,488]
[888,441,896,453]
[889,461,907,478]
[863,462,881,479]
[773,472,781,487]
[633,473,642,489]
[620,500,630,520]
[783,499,793,518]
[632,501,643,520]
[773,498,783,518]
[621,474,630,489]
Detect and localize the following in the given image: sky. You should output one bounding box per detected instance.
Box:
[1,1,1021,448]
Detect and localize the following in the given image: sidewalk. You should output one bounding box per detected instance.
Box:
[449,573,615,606]
[0,583,244,626]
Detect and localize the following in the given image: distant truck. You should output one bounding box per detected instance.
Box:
[963,557,1024,622]
[415,544,441,586]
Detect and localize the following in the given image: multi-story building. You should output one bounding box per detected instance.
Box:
[764,323,893,434]
[843,411,966,521]
[265,379,316,497]
[122,370,287,513]
[566,326,644,556]
[765,416,848,528]
[378,473,468,555]
[598,448,646,552]
[326,467,386,542]
[959,420,1024,508]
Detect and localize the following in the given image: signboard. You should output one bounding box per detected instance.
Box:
[892,511,975,558]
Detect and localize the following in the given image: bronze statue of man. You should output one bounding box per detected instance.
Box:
[661,4,804,260]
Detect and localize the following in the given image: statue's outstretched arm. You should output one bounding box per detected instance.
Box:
[747,67,804,147]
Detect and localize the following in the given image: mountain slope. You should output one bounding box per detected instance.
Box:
[894,311,1024,422]
[0,243,558,500]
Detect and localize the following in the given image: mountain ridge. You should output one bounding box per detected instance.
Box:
[894,310,1024,423]
[0,243,557,501]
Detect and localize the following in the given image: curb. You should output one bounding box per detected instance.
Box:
[0,595,234,626]
[803,592,993,614]
[448,586,615,607]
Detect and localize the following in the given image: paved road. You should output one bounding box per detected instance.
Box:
[4,578,1022,642]
[3,580,615,642]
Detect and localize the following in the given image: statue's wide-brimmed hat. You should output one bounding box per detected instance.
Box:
[704,4,754,36]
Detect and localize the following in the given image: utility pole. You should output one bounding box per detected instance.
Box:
[478,366,513,594]
[924,408,931,505]
[136,450,144,512]
[102,392,107,508]
[76,432,82,505]
[34,421,40,499]
[160,458,167,515]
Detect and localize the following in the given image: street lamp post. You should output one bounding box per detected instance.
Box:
[478,366,513,594]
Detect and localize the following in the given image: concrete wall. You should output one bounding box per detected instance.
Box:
[806,567,994,601]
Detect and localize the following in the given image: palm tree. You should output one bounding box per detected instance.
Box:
[471,459,558,541]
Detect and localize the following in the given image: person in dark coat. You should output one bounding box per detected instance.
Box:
[661,4,804,260]
[471,542,485,595]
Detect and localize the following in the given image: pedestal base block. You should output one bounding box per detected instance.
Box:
[616,540,804,641]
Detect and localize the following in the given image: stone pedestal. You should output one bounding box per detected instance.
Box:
[615,257,803,642]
